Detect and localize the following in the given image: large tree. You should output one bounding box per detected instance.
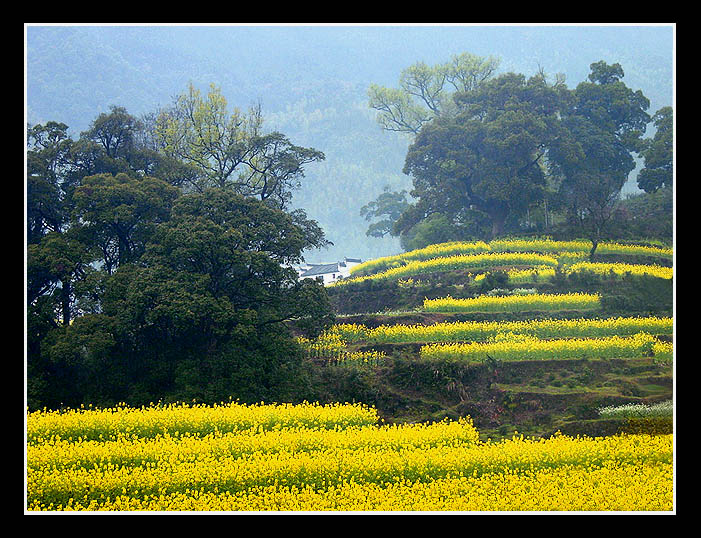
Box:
[550,61,651,257]
[400,71,566,239]
[27,121,87,328]
[27,100,334,410]
[359,186,410,238]
[83,105,142,161]
[35,188,334,408]
[363,52,505,242]
[374,59,653,248]
[154,82,325,208]
[27,121,76,244]
[71,172,180,274]
[368,52,500,135]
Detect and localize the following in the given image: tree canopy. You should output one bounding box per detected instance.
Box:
[364,57,667,254]
[400,70,564,239]
[26,90,333,410]
[551,61,651,255]
[153,82,326,209]
[368,52,501,136]
[637,106,673,193]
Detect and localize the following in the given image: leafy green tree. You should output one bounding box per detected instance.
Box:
[35,188,333,408]
[154,82,256,191]
[368,52,500,135]
[243,132,326,211]
[399,213,473,251]
[38,314,122,407]
[26,230,97,408]
[126,189,331,403]
[574,61,650,150]
[27,121,91,327]
[637,106,673,193]
[359,186,410,238]
[27,232,93,319]
[71,172,180,274]
[26,121,76,244]
[401,71,564,239]
[154,83,325,208]
[27,98,334,409]
[83,105,142,161]
[550,61,651,257]
[622,187,673,242]
[361,52,502,251]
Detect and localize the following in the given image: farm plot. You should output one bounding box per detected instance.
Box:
[26,401,672,511]
[321,238,673,367]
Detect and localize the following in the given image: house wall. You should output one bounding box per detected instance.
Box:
[297,258,362,286]
[339,259,361,279]
[322,271,342,285]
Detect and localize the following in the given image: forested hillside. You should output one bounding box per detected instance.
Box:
[26,25,674,263]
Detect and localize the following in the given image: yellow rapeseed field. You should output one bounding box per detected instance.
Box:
[565,262,673,280]
[332,316,673,345]
[419,332,661,362]
[423,292,601,313]
[333,252,559,286]
[27,401,379,443]
[348,238,672,279]
[26,402,673,512]
[350,241,491,277]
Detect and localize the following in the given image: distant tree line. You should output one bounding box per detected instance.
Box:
[363,55,673,254]
[26,83,335,410]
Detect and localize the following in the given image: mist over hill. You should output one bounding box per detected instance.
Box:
[26,24,674,263]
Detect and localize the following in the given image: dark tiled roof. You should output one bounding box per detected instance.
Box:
[300,263,339,277]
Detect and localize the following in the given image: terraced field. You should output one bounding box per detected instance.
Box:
[318,238,674,440]
[26,237,674,511]
[27,401,673,511]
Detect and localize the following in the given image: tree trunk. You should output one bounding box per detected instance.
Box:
[544,198,549,230]
[60,277,71,326]
[589,239,599,260]
[488,203,509,239]
[491,219,504,239]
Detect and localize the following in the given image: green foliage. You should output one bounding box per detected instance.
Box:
[370,57,663,249]
[360,186,409,238]
[72,172,180,272]
[477,270,509,292]
[637,107,673,193]
[27,103,335,411]
[31,189,335,409]
[400,214,474,251]
[154,83,325,208]
[550,62,652,253]
[368,52,500,135]
[596,187,672,244]
[401,71,561,239]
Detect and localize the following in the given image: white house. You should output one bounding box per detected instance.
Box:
[298,257,362,286]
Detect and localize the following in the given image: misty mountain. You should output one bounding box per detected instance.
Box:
[26,24,674,263]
